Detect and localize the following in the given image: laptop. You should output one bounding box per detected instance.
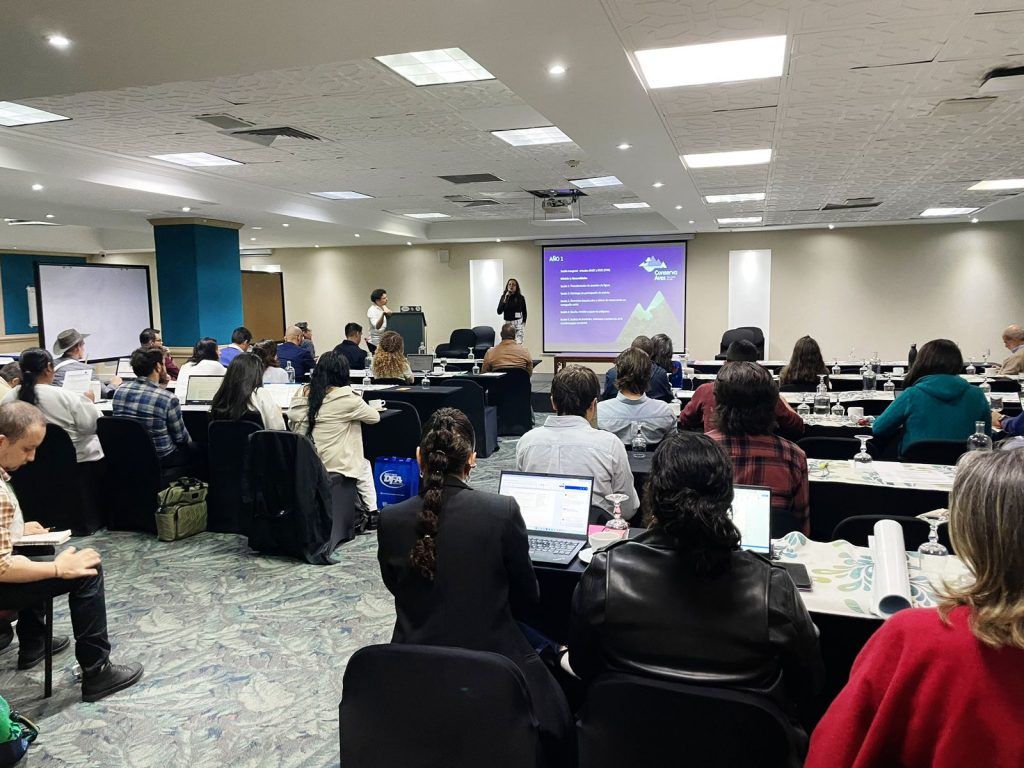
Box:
[731,484,811,587]
[184,375,224,405]
[498,471,593,565]
[408,354,435,374]
[115,357,136,379]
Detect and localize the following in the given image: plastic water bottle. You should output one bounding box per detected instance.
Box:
[908,343,918,367]
[422,372,431,389]
[967,421,992,452]
[631,424,647,459]
[285,361,295,383]
[862,367,877,391]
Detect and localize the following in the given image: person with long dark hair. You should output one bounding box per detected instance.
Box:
[175,337,225,397]
[288,351,380,513]
[497,278,527,344]
[650,333,683,387]
[377,408,574,765]
[779,335,829,391]
[251,340,289,384]
[873,339,990,455]
[570,431,822,733]
[1,348,103,463]
[210,354,284,429]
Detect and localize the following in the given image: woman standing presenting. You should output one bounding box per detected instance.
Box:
[497,278,527,345]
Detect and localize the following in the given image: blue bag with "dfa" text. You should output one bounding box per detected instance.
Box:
[373,456,420,508]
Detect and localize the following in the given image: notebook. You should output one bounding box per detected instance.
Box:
[498,471,593,565]
[14,529,71,546]
[408,354,435,373]
[184,375,224,405]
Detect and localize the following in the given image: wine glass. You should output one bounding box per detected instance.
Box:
[604,493,630,531]
[917,510,949,557]
[853,435,873,463]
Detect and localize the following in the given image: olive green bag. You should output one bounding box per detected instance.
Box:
[155,477,208,541]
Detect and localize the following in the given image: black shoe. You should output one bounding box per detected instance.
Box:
[82,661,144,703]
[365,510,380,531]
[17,635,70,670]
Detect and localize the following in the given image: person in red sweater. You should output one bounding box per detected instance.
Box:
[806,450,1024,768]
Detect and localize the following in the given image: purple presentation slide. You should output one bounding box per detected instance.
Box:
[542,242,686,352]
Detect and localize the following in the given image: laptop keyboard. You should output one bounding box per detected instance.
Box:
[528,537,578,556]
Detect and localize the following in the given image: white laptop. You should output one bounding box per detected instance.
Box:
[115,357,136,380]
[408,354,435,373]
[498,471,593,565]
[731,485,773,555]
[184,375,224,405]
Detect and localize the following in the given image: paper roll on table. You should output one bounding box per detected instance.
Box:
[869,519,913,617]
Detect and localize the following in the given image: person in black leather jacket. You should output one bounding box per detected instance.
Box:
[569,431,824,725]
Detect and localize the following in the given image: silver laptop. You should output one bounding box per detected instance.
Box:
[115,357,136,380]
[498,471,593,565]
[731,485,773,555]
[184,375,224,405]
[408,354,435,373]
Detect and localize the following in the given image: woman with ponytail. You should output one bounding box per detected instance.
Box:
[377,408,574,765]
[569,431,823,734]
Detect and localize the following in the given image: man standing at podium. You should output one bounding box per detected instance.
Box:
[366,288,392,354]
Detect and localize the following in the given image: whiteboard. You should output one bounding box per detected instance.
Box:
[36,263,153,362]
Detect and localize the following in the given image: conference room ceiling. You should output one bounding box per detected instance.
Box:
[1,0,1023,251]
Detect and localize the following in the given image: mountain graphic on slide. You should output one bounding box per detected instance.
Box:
[614,291,681,348]
[639,256,668,272]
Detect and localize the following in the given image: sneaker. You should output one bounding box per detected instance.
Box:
[81,661,144,703]
[17,635,70,670]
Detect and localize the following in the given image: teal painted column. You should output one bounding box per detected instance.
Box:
[150,218,243,347]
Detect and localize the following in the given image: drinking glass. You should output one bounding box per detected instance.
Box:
[604,493,630,531]
[853,435,872,463]
[830,398,844,420]
[991,394,1004,415]
[917,510,949,557]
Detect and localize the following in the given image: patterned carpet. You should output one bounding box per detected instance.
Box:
[0,437,522,767]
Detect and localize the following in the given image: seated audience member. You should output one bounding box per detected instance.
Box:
[251,340,290,384]
[517,364,638,521]
[1,348,103,463]
[993,407,1024,437]
[219,326,253,366]
[333,323,369,371]
[571,432,823,728]
[371,331,413,383]
[175,337,226,397]
[139,327,179,380]
[295,322,316,356]
[288,351,379,514]
[872,339,990,456]
[597,347,676,443]
[0,362,20,396]
[377,408,573,766]
[996,324,1024,375]
[779,335,829,391]
[277,325,316,381]
[651,333,683,388]
[52,328,121,398]
[708,362,810,535]
[210,354,285,430]
[481,322,533,374]
[0,401,143,701]
[681,339,804,441]
[112,347,193,468]
[806,450,1024,768]
[601,335,672,401]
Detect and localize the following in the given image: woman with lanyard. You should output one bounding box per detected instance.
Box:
[496,278,527,345]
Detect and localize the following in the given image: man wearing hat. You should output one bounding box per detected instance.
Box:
[296,322,315,356]
[52,329,121,398]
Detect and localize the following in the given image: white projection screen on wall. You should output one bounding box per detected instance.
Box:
[35,263,153,362]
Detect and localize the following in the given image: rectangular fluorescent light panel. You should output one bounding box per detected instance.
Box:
[717,216,762,225]
[682,149,772,168]
[150,152,242,167]
[311,191,374,200]
[635,35,787,89]
[404,212,451,219]
[491,126,572,146]
[705,192,766,203]
[0,101,71,127]
[968,179,1024,191]
[571,176,622,188]
[613,202,650,209]
[920,207,979,217]
[375,48,493,86]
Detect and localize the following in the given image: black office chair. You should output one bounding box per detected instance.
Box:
[715,327,765,360]
[900,439,967,466]
[797,436,862,460]
[363,401,421,462]
[492,367,534,436]
[434,328,477,359]
[577,672,804,768]
[96,417,163,533]
[340,644,542,768]
[440,378,498,457]
[207,420,262,534]
[833,514,954,553]
[472,325,495,358]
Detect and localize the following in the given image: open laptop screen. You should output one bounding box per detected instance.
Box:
[407,354,434,373]
[185,375,224,404]
[497,471,593,537]
[731,485,772,555]
[115,358,136,379]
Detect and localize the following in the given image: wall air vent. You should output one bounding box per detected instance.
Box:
[229,126,323,146]
[438,173,504,184]
[195,113,255,130]
[821,198,881,211]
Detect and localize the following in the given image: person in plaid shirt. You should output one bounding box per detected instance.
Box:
[112,347,193,468]
[708,362,810,535]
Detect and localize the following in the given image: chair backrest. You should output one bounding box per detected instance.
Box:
[900,439,967,465]
[719,326,765,357]
[207,419,262,534]
[832,514,954,553]
[449,328,478,349]
[363,401,421,461]
[438,379,490,453]
[492,367,534,436]
[9,423,88,533]
[472,325,495,346]
[797,437,862,460]
[340,644,541,768]
[96,417,162,533]
[577,672,803,768]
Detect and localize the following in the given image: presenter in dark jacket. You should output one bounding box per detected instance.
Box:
[569,431,823,733]
[497,278,527,344]
[377,408,573,766]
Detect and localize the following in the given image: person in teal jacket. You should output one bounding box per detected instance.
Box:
[873,339,991,456]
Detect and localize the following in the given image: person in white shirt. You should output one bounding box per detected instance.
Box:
[209,354,285,430]
[366,288,392,353]
[517,364,639,521]
[597,347,677,444]
[1,348,103,463]
[175,338,226,399]
[252,340,290,384]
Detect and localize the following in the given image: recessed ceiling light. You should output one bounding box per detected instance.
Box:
[827,223,835,230]
[688,220,695,224]
[375,48,494,86]
[47,34,71,49]
[31,184,44,191]
[617,143,632,150]
[354,233,360,237]
[252,226,262,230]
[682,149,772,168]
[45,213,55,219]
[636,35,786,89]
[406,241,412,246]
[570,176,622,188]
[282,223,289,227]
[496,238,502,243]
[920,207,979,217]
[180,206,191,212]
[613,202,650,209]
[250,237,256,241]
[548,64,567,76]
[704,192,767,203]
[315,244,320,247]
[0,101,70,127]
[717,216,762,225]
[404,212,451,219]
[150,152,242,167]
[491,126,572,146]
[310,190,374,200]
[652,182,665,188]
[968,179,1024,191]
[971,217,980,223]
